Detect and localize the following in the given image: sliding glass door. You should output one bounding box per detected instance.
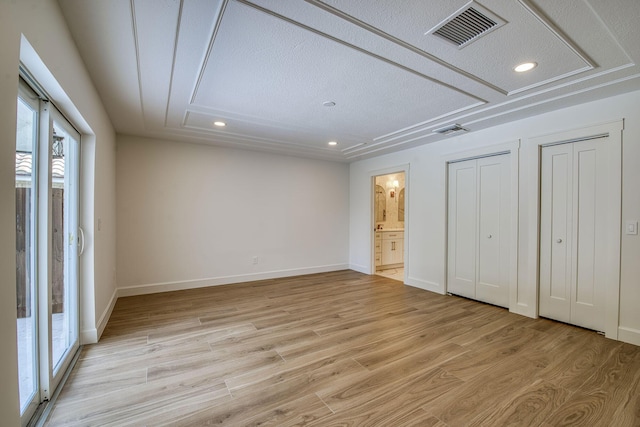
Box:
[16,78,80,426]
[16,80,40,423]
[49,109,81,377]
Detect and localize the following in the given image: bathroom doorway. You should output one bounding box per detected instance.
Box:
[373,171,405,282]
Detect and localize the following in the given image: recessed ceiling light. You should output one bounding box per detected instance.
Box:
[213,121,226,127]
[514,62,537,73]
[328,141,338,146]
[323,101,336,107]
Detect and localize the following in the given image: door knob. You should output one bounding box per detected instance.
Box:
[556,238,563,243]
[487,234,492,239]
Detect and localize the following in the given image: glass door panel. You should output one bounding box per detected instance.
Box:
[16,85,39,420]
[15,77,81,426]
[50,113,80,376]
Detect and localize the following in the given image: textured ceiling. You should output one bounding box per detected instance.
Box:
[58,0,640,161]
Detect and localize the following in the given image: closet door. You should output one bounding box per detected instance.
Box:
[447,160,477,299]
[572,140,608,330]
[476,156,510,307]
[539,144,573,323]
[540,139,608,331]
[447,154,510,307]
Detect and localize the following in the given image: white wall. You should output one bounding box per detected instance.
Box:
[350,89,640,345]
[116,135,350,295]
[0,0,116,422]
[0,4,21,422]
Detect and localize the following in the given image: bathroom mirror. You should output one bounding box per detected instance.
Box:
[375,185,386,223]
[398,188,405,222]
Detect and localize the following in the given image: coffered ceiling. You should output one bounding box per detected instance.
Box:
[58,0,640,161]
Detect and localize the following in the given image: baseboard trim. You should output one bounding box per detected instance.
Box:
[79,287,118,345]
[79,328,97,345]
[405,277,444,294]
[117,264,350,297]
[97,288,118,340]
[349,263,370,274]
[618,326,640,346]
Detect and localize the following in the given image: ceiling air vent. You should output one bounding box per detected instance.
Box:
[427,1,505,49]
[433,124,468,135]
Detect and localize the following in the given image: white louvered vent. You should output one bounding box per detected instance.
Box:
[427,2,505,49]
[433,123,468,135]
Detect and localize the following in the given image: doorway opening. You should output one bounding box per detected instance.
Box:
[373,172,405,282]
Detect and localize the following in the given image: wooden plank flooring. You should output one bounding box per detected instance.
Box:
[44,270,640,426]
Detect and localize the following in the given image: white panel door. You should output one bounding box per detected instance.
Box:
[476,155,510,307]
[447,161,477,299]
[540,144,573,323]
[448,154,510,307]
[572,139,608,330]
[540,139,608,331]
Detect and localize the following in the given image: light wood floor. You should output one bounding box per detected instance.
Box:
[45,270,640,426]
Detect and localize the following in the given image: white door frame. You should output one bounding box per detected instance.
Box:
[525,120,622,339]
[369,164,410,283]
[442,140,520,312]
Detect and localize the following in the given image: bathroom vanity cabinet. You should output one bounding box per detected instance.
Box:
[376,230,404,270]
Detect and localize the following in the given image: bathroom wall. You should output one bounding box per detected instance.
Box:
[375,172,405,230]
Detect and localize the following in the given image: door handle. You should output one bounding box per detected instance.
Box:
[487,234,492,239]
[78,226,85,256]
[556,238,563,244]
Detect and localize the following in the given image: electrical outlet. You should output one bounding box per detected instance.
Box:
[252,256,259,265]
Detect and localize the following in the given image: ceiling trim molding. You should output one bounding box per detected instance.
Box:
[229,0,487,104]
[130,0,147,126]
[182,111,366,153]
[372,101,485,144]
[189,0,230,105]
[173,123,349,159]
[344,70,639,160]
[465,63,637,125]
[163,0,184,128]
[507,0,596,96]
[159,130,348,161]
[340,142,365,154]
[180,106,371,145]
[465,71,640,127]
[583,0,634,64]
[303,0,508,96]
[507,66,594,96]
[344,131,440,159]
[185,0,489,151]
[184,103,370,138]
[518,0,595,68]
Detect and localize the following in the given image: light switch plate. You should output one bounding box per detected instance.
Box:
[626,220,638,235]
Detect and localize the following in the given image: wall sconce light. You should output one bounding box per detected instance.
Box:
[387,179,399,199]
